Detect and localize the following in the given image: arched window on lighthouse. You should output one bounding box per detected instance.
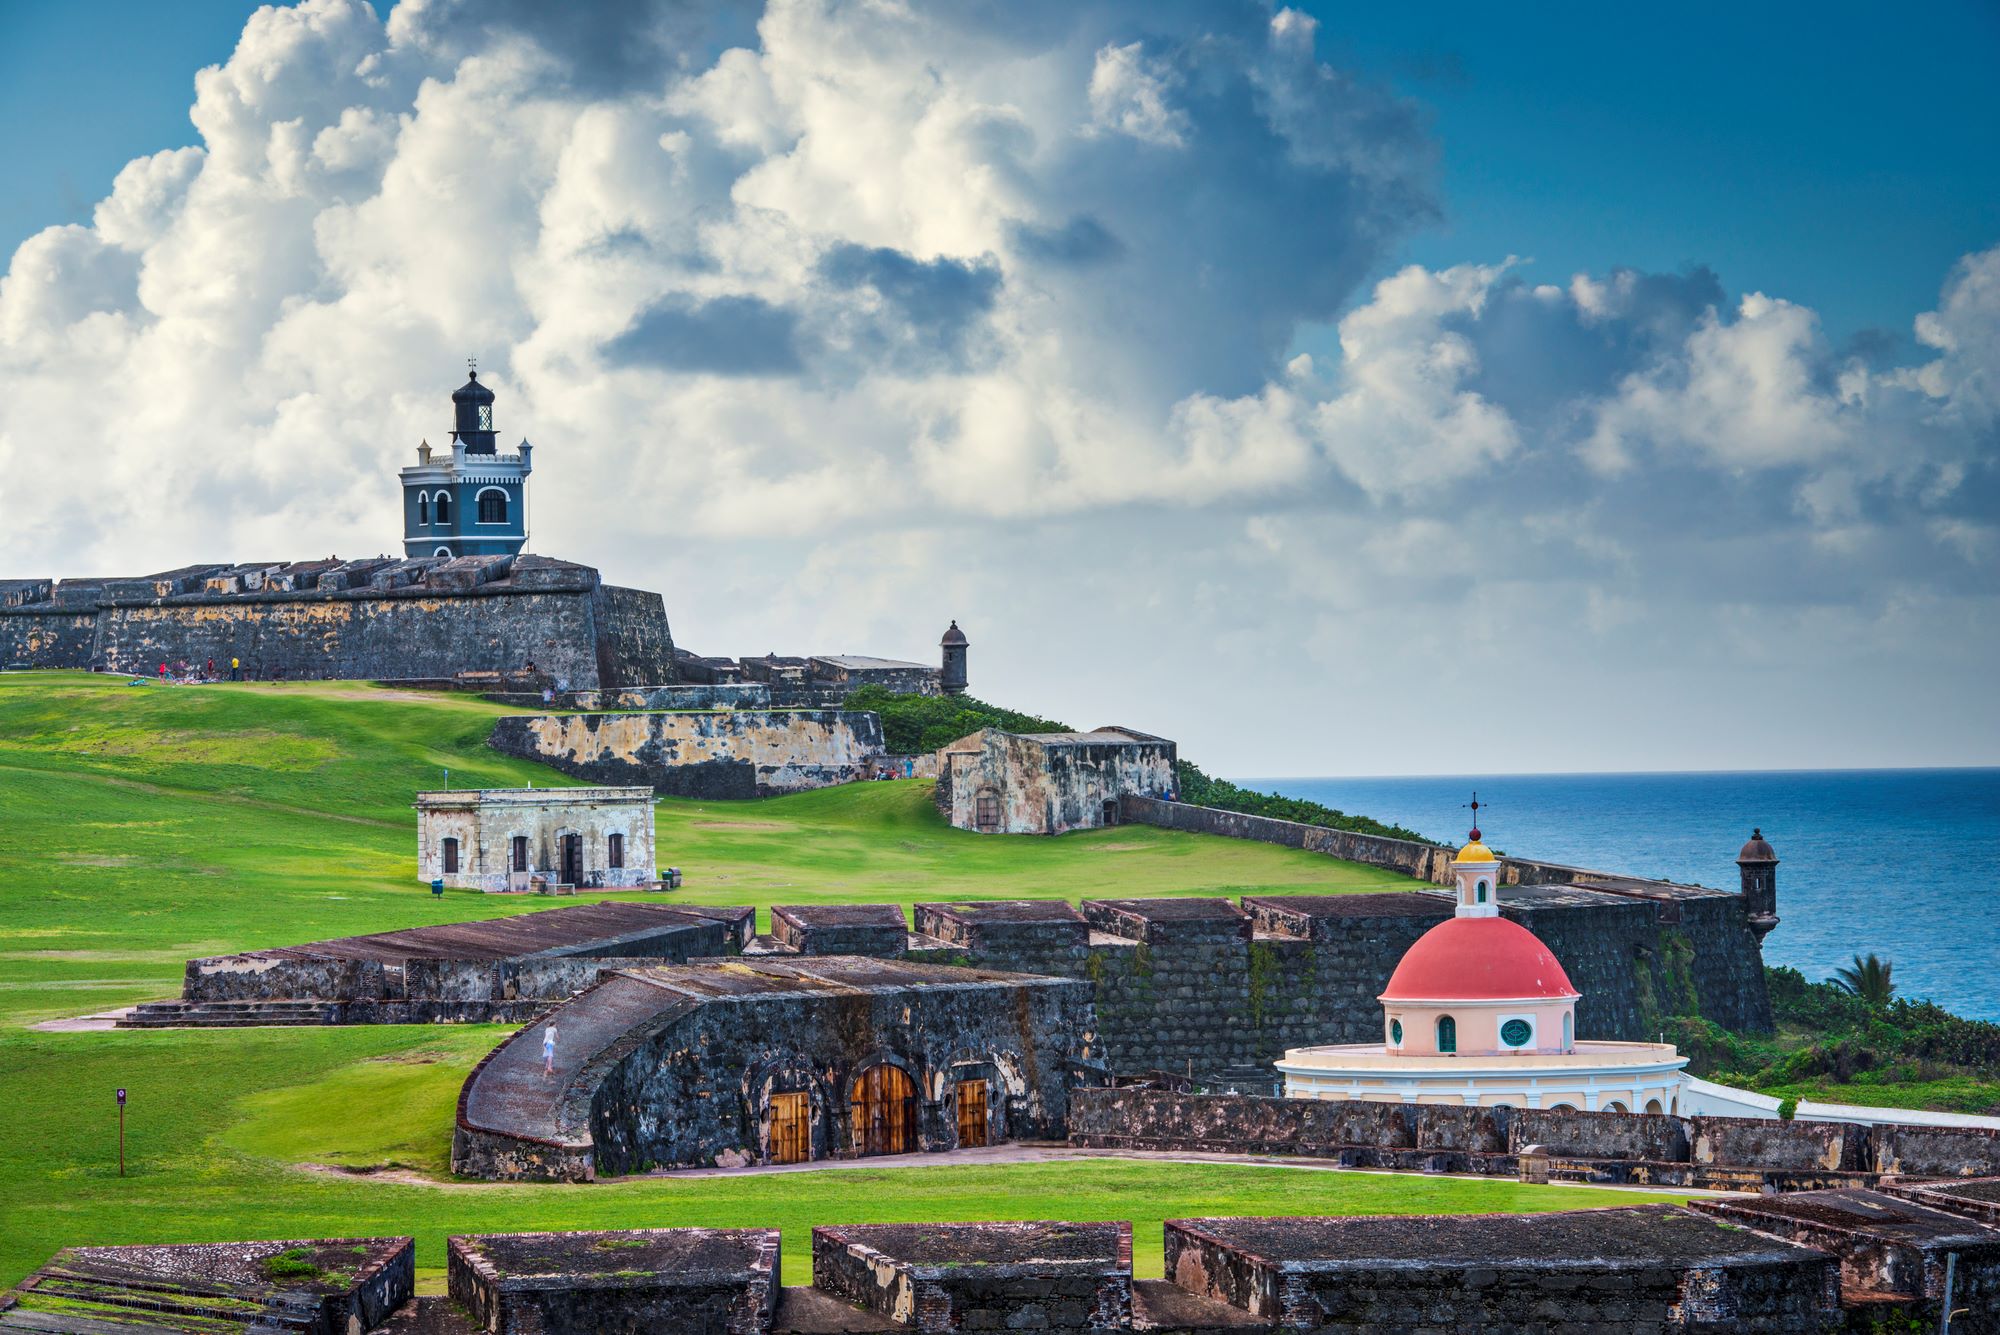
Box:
[476,488,509,525]
[1436,1015,1457,1054]
[434,492,452,525]
[417,492,430,525]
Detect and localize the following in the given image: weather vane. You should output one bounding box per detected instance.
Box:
[1463,791,1487,840]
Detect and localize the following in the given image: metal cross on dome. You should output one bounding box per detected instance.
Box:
[467,356,477,377]
[1462,791,1488,840]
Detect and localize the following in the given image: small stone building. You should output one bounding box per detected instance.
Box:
[936,727,1176,835]
[415,786,656,891]
[452,956,1098,1181]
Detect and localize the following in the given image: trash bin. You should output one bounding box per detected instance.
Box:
[664,867,683,890]
[430,878,445,898]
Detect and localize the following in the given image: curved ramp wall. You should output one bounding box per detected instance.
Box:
[453,957,1097,1182]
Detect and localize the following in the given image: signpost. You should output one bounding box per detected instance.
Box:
[116,1087,126,1177]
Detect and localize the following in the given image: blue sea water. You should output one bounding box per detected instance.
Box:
[1239,769,2000,1022]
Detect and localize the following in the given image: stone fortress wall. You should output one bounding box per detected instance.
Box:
[132,874,1772,1086]
[763,876,1771,1085]
[487,708,887,798]
[0,555,674,690]
[1069,1086,2000,1189]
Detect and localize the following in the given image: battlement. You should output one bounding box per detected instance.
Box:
[0,554,672,689]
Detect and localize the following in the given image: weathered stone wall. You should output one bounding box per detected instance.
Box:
[941,731,1176,834]
[488,709,886,798]
[1131,797,1777,1038]
[906,885,1768,1081]
[811,1223,1133,1333]
[1067,1087,2000,1186]
[590,584,676,689]
[585,973,1093,1175]
[0,606,98,668]
[448,1229,780,1335]
[1163,1210,1842,1334]
[0,555,676,688]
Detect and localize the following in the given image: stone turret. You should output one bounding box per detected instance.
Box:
[1736,828,1779,941]
[940,620,968,695]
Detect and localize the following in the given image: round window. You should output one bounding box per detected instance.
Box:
[1500,1019,1533,1047]
[1390,1018,1403,1045]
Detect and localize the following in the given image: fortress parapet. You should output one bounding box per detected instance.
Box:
[0,553,673,689]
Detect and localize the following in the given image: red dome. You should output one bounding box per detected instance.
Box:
[1380,916,1579,1003]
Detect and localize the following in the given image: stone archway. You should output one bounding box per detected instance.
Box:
[849,1063,917,1156]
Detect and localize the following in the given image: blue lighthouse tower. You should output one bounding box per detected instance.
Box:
[400,367,533,558]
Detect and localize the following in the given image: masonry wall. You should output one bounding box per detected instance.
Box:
[590,584,677,689]
[1067,1088,2000,1185]
[0,607,98,668]
[488,709,886,798]
[183,923,738,1006]
[586,978,1093,1175]
[1129,798,1776,1039]
[0,556,677,688]
[942,734,1176,835]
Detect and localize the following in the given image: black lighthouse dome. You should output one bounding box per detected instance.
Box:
[451,369,498,453]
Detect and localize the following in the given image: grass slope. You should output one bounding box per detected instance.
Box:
[0,672,1677,1287]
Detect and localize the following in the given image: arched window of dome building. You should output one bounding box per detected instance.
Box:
[435,493,452,525]
[1562,1012,1573,1050]
[476,487,508,524]
[1644,1098,1664,1115]
[1436,1015,1456,1053]
[1389,1017,1403,1046]
[1604,1100,1629,1114]
[1476,879,1488,903]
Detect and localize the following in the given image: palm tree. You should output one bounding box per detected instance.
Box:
[1833,954,1895,1007]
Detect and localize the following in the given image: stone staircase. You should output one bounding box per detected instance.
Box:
[115,1000,339,1029]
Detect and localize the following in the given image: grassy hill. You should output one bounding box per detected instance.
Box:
[0,672,1683,1288]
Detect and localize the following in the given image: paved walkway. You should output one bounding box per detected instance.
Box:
[30,1007,136,1032]
[630,1142,1736,1196]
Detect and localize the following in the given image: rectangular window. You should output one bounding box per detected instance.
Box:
[511,836,528,873]
[974,793,1001,833]
[441,837,459,875]
[607,833,624,869]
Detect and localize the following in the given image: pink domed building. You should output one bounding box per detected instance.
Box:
[1274,828,1689,1114]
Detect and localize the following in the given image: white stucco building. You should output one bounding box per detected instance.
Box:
[415,786,656,891]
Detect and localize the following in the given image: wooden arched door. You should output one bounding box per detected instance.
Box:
[849,1064,917,1156]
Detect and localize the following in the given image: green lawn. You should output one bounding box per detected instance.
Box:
[0,672,1680,1288]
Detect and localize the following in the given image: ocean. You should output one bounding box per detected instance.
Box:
[1241,769,2000,1023]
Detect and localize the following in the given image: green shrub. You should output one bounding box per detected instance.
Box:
[1776,1096,1798,1121]
[843,687,1069,756]
[1171,760,1431,843]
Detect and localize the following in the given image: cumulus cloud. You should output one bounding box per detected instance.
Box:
[0,0,1995,773]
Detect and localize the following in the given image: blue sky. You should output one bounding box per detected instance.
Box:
[5,1,1995,347]
[0,1,1994,774]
